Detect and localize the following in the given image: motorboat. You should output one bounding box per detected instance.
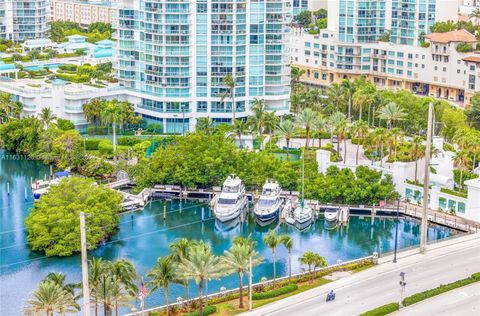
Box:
[254,180,283,222]
[294,203,313,225]
[31,171,70,200]
[324,207,339,222]
[213,175,248,222]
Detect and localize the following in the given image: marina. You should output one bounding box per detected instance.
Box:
[0,152,470,315]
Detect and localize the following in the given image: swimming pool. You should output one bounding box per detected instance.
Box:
[23,63,64,71]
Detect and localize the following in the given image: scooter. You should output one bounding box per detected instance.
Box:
[326,290,336,302]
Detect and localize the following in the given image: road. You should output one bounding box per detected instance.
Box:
[243,233,480,316]
[394,282,480,316]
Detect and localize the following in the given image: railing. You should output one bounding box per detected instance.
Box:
[125,255,374,315]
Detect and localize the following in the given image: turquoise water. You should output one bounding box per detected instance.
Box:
[0,150,456,315]
[24,63,64,71]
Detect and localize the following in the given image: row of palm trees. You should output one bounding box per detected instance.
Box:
[25,232,327,316]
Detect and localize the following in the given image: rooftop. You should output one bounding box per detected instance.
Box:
[462,55,480,63]
[425,29,477,44]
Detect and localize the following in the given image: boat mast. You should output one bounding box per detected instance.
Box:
[301,147,304,208]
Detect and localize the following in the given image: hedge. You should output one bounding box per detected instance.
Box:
[98,140,113,155]
[252,283,298,300]
[403,273,480,306]
[183,306,216,316]
[118,136,142,146]
[359,303,399,316]
[84,139,101,150]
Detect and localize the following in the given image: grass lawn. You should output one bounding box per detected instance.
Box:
[211,278,331,316]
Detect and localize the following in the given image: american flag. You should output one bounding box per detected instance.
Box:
[138,280,148,301]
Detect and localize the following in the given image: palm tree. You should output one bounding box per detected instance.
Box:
[341,79,356,121]
[327,83,344,112]
[351,120,369,165]
[230,119,250,148]
[100,99,126,152]
[248,99,267,147]
[263,111,279,150]
[24,281,79,316]
[388,128,403,161]
[314,115,328,148]
[169,238,194,302]
[222,243,263,308]
[470,8,480,25]
[377,101,406,129]
[40,107,57,128]
[290,66,306,90]
[196,117,215,135]
[329,111,347,155]
[89,257,107,316]
[371,128,389,166]
[176,241,224,316]
[279,235,293,281]
[454,150,471,189]
[221,75,237,122]
[263,230,280,285]
[298,251,316,281]
[296,108,317,149]
[148,256,180,316]
[411,136,425,181]
[232,236,257,298]
[275,120,296,160]
[42,272,79,299]
[0,92,13,123]
[110,259,138,296]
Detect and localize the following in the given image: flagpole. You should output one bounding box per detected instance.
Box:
[249,255,253,311]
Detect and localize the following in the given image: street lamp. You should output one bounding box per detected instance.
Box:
[399,272,407,308]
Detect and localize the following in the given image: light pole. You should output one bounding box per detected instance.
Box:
[399,272,407,308]
[420,102,433,254]
[393,197,400,263]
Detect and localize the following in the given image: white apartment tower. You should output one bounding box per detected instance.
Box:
[0,1,48,42]
[116,0,293,132]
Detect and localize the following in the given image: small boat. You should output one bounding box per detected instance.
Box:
[254,180,283,222]
[294,203,313,225]
[31,171,70,200]
[294,148,313,227]
[324,207,339,222]
[213,175,248,222]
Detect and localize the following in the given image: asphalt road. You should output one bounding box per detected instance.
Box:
[243,234,480,316]
[394,282,480,316]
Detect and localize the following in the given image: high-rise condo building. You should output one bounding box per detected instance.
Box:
[327,0,458,45]
[0,1,49,42]
[116,0,292,132]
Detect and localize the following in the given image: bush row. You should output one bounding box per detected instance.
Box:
[252,283,298,300]
[360,272,480,316]
[359,303,399,316]
[183,306,216,316]
[403,272,480,306]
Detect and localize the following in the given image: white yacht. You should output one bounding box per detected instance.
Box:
[324,207,339,222]
[254,180,283,222]
[294,148,314,226]
[294,202,313,225]
[213,175,248,222]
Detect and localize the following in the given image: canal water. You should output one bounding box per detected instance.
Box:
[0,150,457,315]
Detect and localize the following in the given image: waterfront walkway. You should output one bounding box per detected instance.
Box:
[243,233,480,316]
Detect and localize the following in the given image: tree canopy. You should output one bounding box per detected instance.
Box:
[25,177,123,256]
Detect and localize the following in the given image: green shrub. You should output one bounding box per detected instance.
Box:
[87,126,108,135]
[56,118,75,131]
[59,64,78,72]
[443,142,455,152]
[440,187,468,198]
[252,284,298,300]
[98,140,113,155]
[359,303,399,316]
[183,305,216,316]
[403,273,480,306]
[55,73,89,83]
[84,139,101,150]
[118,136,142,146]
